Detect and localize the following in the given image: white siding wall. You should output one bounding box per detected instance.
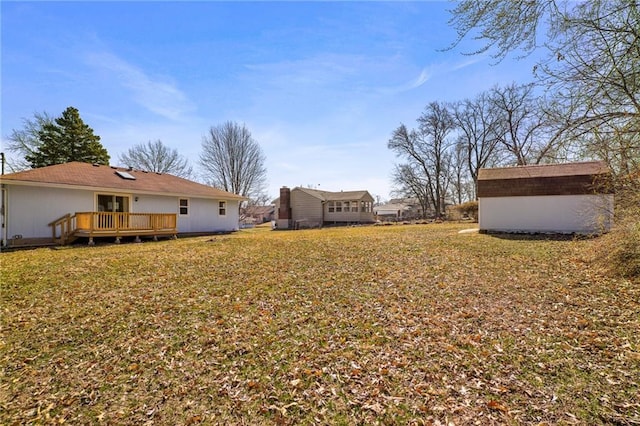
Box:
[6,184,241,240]
[186,198,240,233]
[479,194,614,234]
[132,195,240,233]
[6,185,94,239]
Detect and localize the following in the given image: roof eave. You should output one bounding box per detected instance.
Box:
[1,179,247,201]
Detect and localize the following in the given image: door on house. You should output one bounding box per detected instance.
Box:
[96,194,130,229]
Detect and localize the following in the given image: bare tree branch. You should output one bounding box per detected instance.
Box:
[119,140,193,178]
[199,121,268,202]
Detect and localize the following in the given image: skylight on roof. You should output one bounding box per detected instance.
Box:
[115,170,136,180]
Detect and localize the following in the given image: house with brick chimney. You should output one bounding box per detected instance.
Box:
[274,186,375,229]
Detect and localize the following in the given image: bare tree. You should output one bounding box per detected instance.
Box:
[4,111,53,171]
[540,1,640,175]
[388,102,456,218]
[490,83,559,165]
[199,121,267,201]
[452,92,502,198]
[450,140,471,205]
[119,140,193,178]
[448,0,639,175]
[391,163,431,218]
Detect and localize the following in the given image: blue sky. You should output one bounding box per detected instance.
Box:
[1,1,539,200]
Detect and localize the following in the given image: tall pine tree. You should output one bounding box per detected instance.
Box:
[26,106,110,168]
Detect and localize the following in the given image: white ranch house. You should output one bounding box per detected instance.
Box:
[0,162,246,247]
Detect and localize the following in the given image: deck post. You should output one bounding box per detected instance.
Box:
[88,237,95,246]
[114,236,121,244]
[135,236,142,243]
[153,235,158,241]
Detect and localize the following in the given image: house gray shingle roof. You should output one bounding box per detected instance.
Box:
[1,162,246,200]
[295,187,373,201]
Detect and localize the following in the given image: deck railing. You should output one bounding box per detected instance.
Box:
[75,212,177,233]
[49,212,177,245]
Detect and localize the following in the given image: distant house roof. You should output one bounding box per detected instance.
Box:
[477,161,613,198]
[1,162,246,200]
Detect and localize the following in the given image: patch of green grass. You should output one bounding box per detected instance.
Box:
[1,223,638,425]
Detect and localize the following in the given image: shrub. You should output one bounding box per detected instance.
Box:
[597,169,640,279]
[601,217,640,279]
[450,201,478,221]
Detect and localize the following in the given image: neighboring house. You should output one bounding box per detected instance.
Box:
[241,205,275,224]
[477,161,614,234]
[374,198,423,221]
[0,162,246,247]
[275,186,375,229]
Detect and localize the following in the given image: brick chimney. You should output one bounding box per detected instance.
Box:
[277,186,292,229]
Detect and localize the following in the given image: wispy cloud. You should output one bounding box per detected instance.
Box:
[380,56,485,95]
[408,66,432,89]
[85,51,194,121]
[451,57,484,71]
[244,53,362,91]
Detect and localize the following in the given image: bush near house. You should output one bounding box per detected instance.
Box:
[1,224,638,425]
[596,170,640,279]
[449,200,478,221]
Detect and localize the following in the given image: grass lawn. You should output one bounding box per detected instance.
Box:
[1,223,639,425]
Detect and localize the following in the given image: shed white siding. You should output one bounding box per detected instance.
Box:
[479,194,614,234]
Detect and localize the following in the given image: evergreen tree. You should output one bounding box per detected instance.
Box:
[26,106,110,168]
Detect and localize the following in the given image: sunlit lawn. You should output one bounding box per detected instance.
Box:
[1,223,638,425]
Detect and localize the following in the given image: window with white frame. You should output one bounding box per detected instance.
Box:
[351,201,358,212]
[179,198,189,215]
[219,201,227,216]
[328,201,335,213]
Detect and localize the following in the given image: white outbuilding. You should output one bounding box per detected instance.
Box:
[477,161,614,234]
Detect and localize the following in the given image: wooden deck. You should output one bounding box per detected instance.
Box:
[50,212,178,245]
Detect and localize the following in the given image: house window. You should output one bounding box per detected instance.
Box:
[335,202,342,213]
[351,201,358,212]
[179,198,189,216]
[361,201,372,213]
[219,201,227,216]
[328,201,335,213]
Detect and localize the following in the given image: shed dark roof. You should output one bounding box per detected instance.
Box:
[478,161,609,180]
[477,161,612,197]
[1,162,246,200]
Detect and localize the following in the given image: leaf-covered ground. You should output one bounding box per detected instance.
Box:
[1,223,639,425]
